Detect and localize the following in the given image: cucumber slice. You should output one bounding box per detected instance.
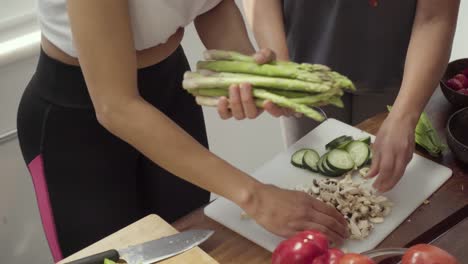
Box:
[325,136,353,150]
[326,149,355,171]
[302,149,320,172]
[323,157,347,177]
[357,136,372,145]
[336,140,353,150]
[291,149,310,168]
[364,145,373,166]
[346,141,370,168]
[317,154,328,175]
[316,152,346,177]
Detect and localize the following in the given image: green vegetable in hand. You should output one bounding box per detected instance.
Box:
[183,72,332,92]
[183,50,356,121]
[387,106,446,157]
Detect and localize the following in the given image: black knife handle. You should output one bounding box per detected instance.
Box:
[63,249,119,264]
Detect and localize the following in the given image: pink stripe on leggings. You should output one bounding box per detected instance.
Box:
[28,155,63,262]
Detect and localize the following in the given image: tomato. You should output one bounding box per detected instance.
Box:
[312,248,345,264]
[369,0,378,7]
[294,230,329,252]
[402,244,460,264]
[271,230,329,264]
[327,248,346,264]
[338,253,375,264]
[272,236,327,264]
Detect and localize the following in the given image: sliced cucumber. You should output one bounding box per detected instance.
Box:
[357,136,372,145]
[336,140,353,150]
[291,149,310,168]
[326,149,355,171]
[325,136,353,150]
[317,154,328,175]
[302,149,320,172]
[323,156,347,177]
[364,145,373,166]
[346,141,370,168]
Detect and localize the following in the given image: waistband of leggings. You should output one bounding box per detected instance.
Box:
[32,46,185,108]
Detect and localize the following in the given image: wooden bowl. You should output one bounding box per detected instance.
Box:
[447,107,468,164]
[440,58,468,109]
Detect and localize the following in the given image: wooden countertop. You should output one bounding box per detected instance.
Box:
[173,88,468,263]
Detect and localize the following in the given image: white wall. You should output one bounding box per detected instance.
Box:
[1,1,468,264]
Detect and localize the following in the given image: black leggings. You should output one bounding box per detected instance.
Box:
[17,47,210,261]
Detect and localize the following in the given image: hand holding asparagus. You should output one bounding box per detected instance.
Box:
[182,49,355,122]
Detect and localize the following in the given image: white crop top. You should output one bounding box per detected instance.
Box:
[37,0,222,57]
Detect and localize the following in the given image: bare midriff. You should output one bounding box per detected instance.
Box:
[41,27,185,69]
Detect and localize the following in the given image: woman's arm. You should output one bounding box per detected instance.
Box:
[243,0,290,60]
[369,0,460,192]
[67,0,348,242]
[67,0,257,209]
[195,0,254,56]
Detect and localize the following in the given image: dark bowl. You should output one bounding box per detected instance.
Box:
[440,58,468,109]
[447,107,468,164]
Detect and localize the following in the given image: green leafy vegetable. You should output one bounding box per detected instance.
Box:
[387,106,446,157]
[104,258,117,264]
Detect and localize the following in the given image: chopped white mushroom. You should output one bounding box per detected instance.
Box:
[359,167,371,178]
[369,217,384,224]
[294,174,393,240]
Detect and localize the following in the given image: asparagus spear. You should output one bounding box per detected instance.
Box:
[203,49,330,72]
[326,96,344,108]
[203,49,256,62]
[194,90,326,121]
[182,72,331,93]
[188,87,322,99]
[197,60,332,83]
[252,89,325,121]
[194,95,333,121]
[190,89,343,108]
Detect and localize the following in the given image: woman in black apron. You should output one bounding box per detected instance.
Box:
[232,0,460,192]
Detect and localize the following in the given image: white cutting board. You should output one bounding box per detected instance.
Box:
[205,118,453,253]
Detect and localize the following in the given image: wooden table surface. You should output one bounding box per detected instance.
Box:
[173,88,468,264]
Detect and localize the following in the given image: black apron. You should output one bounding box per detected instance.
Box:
[283,0,417,94]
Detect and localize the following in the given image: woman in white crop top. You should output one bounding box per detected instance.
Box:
[17,0,348,260]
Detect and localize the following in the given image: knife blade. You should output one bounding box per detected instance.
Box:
[64,229,214,264]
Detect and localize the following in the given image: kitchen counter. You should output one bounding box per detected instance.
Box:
[173,88,468,263]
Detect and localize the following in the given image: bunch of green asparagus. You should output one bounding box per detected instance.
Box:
[182,50,356,121]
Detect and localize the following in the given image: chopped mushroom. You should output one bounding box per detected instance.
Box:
[359,167,370,178]
[369,217,384,224]
[294,174,393,240]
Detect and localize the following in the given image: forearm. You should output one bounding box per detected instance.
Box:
[391,1,459,124]
[243,0,289,60]
[102,98,260,207]
[195,0,255,54]
[68,0,259,209]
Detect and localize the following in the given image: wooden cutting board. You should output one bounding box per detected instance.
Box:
[58,214,218,264]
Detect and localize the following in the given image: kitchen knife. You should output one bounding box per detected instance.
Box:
[64,229,214,264]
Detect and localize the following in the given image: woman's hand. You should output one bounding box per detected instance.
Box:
[242,183,349,246]
[217,48,296,120]
[367,113,416,192]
